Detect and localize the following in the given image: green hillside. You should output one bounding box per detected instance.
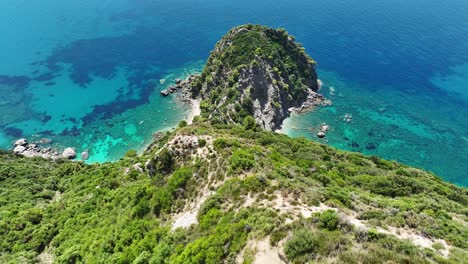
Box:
[0,25,467,264]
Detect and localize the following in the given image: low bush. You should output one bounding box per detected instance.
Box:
[284,228,319,261]
[318,210,340,231]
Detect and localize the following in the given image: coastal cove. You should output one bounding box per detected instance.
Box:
[0,0,467,185]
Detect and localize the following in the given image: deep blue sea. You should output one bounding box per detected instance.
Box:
[0,0,467,186]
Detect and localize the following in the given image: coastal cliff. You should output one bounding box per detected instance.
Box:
[1,25,467,264]
[189,24,322,131]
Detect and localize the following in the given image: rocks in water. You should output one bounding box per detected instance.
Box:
[344,113,353,123]
[81,151,89,160]
[316,124,329,138]
[38,138,52,144]
[62,148,77,159]
[11,137,66,159]
[365,143,378,150]
[289,90,327,114]
[168,86,178,93]
[14,138,28,146]
[160,75,200,100]
[320,124,330,133]
[13,145,26,154]
[320,99,333,107]
[378,107,386,112]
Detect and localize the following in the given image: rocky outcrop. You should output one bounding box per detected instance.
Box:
[62,148,77,159]
[11,138,77,160]
[184,24,324,131]
[145,159,157,177]
[13,145,26,154]
[14,138,28,146]
[161,75,199,98]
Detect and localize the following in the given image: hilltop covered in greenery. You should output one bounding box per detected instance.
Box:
[189,24,320,130]
[1,25,467,264]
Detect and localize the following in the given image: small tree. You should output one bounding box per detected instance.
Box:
[178,120,187,128]
[243,116,257,131]
[155,149,174,174]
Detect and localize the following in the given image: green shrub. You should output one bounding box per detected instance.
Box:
[270,230,287,246]
[242,175,268,193]
[318,210,340,231]
[178,120,188,128]
[213,138,240,150]
[359,210,386,220]
[125,149,138,158]
[198,138,207,147]
[230,149,255,172]
[243,116,257,131]
[285,228,319,261]
[155,148,174,174]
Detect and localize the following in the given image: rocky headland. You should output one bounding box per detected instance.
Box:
[162,25,329,131]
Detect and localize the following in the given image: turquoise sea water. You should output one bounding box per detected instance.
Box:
[0,0,467,185]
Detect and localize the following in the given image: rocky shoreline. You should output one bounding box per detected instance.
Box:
[160,74,202,123]
[287,80,331,114]
[279,80,334,139]
[160,74,198,100]
[11,138,87,161]
[161,75,332,137]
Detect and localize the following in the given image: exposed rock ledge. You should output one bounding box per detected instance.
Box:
[11,138,80,160]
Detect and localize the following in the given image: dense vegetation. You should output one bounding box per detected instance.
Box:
[1,24,467,263]
[1,122,467,263]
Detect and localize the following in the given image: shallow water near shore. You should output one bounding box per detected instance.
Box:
[0,0,467,185]
[283,70,468,186]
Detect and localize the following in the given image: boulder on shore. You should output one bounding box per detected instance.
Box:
[161,90,170,96]
[13,145,26,154]
[14,138,28,146]
[62,148,77,159]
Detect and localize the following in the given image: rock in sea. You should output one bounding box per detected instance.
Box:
[81,151,89,160]
[161,89,170,96]
[317,132,326,138]
[14,138,28,146]
[62,148,77,159]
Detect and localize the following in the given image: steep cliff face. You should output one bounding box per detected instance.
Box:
[190,24,320,130]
